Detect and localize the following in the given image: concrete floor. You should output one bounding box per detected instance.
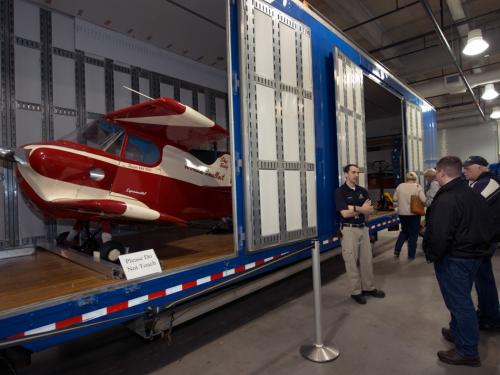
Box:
[19,231,500,375]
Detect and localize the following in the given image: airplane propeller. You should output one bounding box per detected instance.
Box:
[0,147,28,165]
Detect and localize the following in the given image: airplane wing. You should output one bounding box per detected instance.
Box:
[106,98,227,150]
[50,199,188,225]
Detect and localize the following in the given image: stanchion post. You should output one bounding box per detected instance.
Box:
[300,240,340,362]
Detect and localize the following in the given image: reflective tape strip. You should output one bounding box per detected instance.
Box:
[8,252,290,339]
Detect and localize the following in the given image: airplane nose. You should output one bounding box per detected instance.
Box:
[0,147,29,165]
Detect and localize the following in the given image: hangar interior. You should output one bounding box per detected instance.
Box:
[0,0,499,374]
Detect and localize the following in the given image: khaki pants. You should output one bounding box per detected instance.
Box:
[341,226,374,295]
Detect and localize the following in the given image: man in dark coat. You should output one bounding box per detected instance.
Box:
[423,156,496,367]
[463,155,500,331]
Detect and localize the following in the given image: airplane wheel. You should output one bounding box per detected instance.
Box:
[101,241,125,262]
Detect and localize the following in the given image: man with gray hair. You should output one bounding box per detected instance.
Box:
[463,155,500,332]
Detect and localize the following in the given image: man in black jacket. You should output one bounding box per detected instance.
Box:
[463,155,500,331]
[423,156,496,367]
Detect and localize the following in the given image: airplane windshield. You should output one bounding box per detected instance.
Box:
[61,119,124,153]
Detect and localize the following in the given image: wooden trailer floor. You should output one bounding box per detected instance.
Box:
[0,231,234,314]
[0,250,118,313]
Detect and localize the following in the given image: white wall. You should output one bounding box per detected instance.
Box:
[438,121,499,164]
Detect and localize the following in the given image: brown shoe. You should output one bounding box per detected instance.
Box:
[441,327,454,343]
[437,349,480,367]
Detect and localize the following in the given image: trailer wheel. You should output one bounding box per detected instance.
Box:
[101,241,125,262]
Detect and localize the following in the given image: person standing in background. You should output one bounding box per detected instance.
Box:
[423,168,440,207]
[393,172,426,259]
[463,155,500,332]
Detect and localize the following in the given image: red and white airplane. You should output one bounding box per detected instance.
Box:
[0,97,232,261]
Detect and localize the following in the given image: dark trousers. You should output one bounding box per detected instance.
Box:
[395,215,421,258]
[435,256,483,358]
[475,244,500,325]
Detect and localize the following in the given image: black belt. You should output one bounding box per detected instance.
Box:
[342,223,365,228]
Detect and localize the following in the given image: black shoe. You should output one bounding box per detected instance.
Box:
[437,349,480,367]
[362,289,386,298]
[394,251,400,258]
[441,327,454,343]
[351,294,367,304]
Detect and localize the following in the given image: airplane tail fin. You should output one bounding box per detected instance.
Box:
[208,154,231,186]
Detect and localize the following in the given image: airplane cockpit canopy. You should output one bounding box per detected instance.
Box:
[61,119,124,156]
[60,119,161,165]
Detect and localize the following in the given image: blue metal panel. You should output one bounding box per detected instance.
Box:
[229,0,245,254]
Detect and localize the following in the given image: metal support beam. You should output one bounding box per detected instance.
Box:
[75,50,86,128]
[104,58,115,113]
[130,67,140,105]
[1,0,18,247]
[419,0,486,121]
[40,8,56,241]
[343,1,419,32]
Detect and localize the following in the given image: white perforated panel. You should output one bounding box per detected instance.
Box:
[53,55,76,109]
[280,23,297,87]
[282,92,299,162]
[52,12,75,50]
[257,85,277,161]
[53,114,76,140]
[307,171,317,228]
[160,82,174,98]
[85,63,105,114]
[259,170,280,236]
[254,10,274,80]
[334,48,367,187]
[139,77,150,103]
[15,46,41,103]
[197,92,206,115]
[285,171,302,231]
[301,33,312,92]
[14,0,40,42]
[180,88,193,107]
[405,102,424,183]
[15,110,42,147]
[243,0,316,250]
[304,98,315,163]
[114,70,132,110]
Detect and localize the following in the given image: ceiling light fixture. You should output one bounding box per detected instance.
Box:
[481,83,499,101]
[462,29,489,56]
[490,106,500,119]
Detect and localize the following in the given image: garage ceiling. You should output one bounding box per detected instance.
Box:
[31,0,500,127]
[308,0,500,127]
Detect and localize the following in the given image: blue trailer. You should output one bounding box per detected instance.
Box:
[0,0,436,370]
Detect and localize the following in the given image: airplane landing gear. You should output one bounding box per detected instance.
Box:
[56,221,125,263]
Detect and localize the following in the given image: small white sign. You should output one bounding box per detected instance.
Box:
[119,249,162,280]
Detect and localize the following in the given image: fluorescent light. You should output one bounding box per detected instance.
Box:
[481,83,499,101]
[462,29,489,56]
[490,106,500,119]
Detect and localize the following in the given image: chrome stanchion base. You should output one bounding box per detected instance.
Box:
[300,344,340,363]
